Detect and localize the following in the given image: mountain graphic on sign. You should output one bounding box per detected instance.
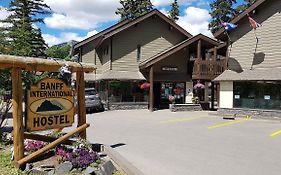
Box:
[36,100,64,112]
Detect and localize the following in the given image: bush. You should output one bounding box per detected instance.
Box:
[24,139,46,153]
[55,138,100,169]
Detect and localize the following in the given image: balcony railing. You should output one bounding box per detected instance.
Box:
[192,58,227,80]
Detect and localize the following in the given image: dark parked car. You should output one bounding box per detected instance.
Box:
[85,88,104,112]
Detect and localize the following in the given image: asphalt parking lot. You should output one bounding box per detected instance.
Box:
[85,110,281,175]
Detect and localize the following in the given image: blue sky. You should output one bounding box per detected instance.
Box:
[0,0,245,46]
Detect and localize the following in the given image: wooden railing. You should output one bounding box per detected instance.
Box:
[192,58,227,80]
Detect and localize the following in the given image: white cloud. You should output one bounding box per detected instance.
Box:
[43,30,98,46]
[86,30,98,38]
[44,0,120,30]
[0,6,11,27]
[0,6,9,19]
[177,7,212,37]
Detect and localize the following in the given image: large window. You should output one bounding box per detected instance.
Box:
[160,82,185,104]
[108,81,147,102]
[233,82,281,110]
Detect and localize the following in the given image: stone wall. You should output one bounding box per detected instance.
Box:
[218,108,281,120]
[108,102,148,110]
[170,104,203,112]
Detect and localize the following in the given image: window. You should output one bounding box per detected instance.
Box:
[233,82,281,110]
[137,45,141,62]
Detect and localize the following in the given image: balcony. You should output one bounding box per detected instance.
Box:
[192,58,227,80]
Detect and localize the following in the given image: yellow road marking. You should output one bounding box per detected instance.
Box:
[208,117,251,129]
[270,130,281,137]
[161,116,207,124]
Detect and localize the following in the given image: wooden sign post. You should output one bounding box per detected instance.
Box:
[0,55,96,167]
[12,67,24,161]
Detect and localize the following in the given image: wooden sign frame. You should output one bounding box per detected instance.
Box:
[0,55,96,168]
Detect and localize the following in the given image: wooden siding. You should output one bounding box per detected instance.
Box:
[97,39,111,73]
[112,16,187,72]
[81,41,103,74]
[229,0,281,71]
[152,50,190,81]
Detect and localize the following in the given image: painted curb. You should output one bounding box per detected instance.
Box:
[103,145,145,175]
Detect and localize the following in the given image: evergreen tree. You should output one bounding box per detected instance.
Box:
[208,0,238,34]
[0,0,50,57]
[116,0,153,21]
[244,0,257,7]
[47,44,72,60]
[235,0,258,14]
[168,0,179,22]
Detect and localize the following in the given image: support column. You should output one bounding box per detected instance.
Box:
[204,82,209,102]
[12,68,24,163]
[76,71,86,139]
[186,47,190,75]
[197,40,202,60]
[211,82,215,110]
[149,66,154,112]
[213,46,217,75]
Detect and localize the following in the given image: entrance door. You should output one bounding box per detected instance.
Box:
[153,82,161,109]
[158,82,185,109]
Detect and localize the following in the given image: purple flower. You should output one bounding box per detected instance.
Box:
[24,140,46,152]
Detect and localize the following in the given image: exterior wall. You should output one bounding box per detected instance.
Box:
[81,41,103,74]
[152,49,190,81]
[112,16,187,72]
[97,39,111,73]
[228,0,281,71]
[219,81,233,108]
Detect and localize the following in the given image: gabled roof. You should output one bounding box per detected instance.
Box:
[214,0,267,39]
[73,9,192,54]
[139,34,220,69]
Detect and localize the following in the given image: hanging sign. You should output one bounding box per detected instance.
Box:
[161,67,178,71]
[27,78,74,131]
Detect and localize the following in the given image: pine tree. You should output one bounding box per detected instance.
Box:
[116,0,154,21]
[168,0,179,22]
[235,0,258,14]
[208,0,238,34]
[0,0,50,57]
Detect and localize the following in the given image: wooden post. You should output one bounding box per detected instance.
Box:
[213,46,217,75]
[12,68,24,162]
[186,47,190,76]
[213,47,217,61]
[197,40,202,60]
[17,123,90,167]
[76,71,86,139]
[211,82,215,110]
[149,66,154,112]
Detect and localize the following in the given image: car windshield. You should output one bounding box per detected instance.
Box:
[85,89,97,95]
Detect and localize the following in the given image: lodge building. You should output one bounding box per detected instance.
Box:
[73,0,281,117]
[213,0,281,118]
[71,9,228,110]
[72,9,229,110]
